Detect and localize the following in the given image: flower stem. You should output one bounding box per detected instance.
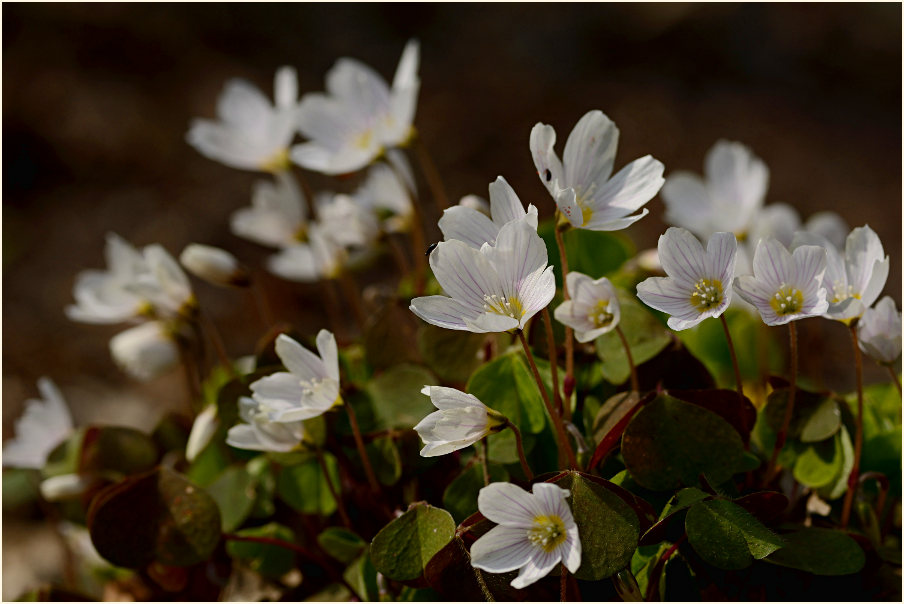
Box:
[615,325,639,393]
[344,401,381,492]
[719,314,744,399]
[517,330,578,469]
[542,307,566,420]
[480,439,491,486]
[554,223,576,395]
[339,273,367,333]
[323,279,347,341]
[765,322,798,484]
[506,420,534,481]
[560,564,567,602]
[413,132,449,214]
[385,157,428,295]
[199,309,236,378]
[315,448,351,529]
[840,322,865,529]
[886,365,902,395]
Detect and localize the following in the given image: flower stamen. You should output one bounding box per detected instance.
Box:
[528,515,567,553]
[483,294,524,319]
[689,278,724,312]
[770,283,804,316]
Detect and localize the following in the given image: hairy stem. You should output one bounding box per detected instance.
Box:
[554,223,576,394]
[518,330,578,469]
[765,322,798,484]
[345,401,381,492]
[506,420,534,481]
[315,448,351,529]
[720,314,744,399]
[840,322,865,528]
[542,307,566,419]
[886,365,901,395]
[481,438,491,486]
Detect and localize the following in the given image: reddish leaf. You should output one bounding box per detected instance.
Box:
[668,389,757,445]
[587,392,655,471]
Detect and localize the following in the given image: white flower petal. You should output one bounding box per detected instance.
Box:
[438,206,500,248]
[429,240,502,312]
[591,155,664,215]
[661,172,713,236]
[529,123,565,197]
[477,482,540,527]
[658,227,707,286]
[276,334,327,381]
[315,330,340,382]
[274,66,298,110]
[563,110,619,191]
[250,372,304,408]
[409,295,476,331]
[488,176,527,227]
[704,140,769,232]
[510,549,559,589]
[470,525,535,574]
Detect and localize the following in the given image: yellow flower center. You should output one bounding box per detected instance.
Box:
[528,515,567,553]
[482,294,524,319]
[587,299,615,328]
[769,283,804,316]
[689,278,724,312]
[830,281,860,304]
[261,148,291,173]
[355,129,375,150]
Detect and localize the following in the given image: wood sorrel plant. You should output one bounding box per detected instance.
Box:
[4,40,900,603]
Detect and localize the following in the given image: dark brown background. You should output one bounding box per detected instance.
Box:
[2,3,901,594]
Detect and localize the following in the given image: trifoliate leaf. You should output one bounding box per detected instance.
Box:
[764,527,865,575]
[685,499,784,570]
[370,502,455,581]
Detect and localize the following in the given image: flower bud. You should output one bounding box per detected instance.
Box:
[186,405,219,462]
[109,321,180,381]
[39,473,95,501]
[179,243,250,288]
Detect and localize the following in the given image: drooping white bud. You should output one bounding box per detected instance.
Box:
[109,321,180,381]
[180,243,250,288]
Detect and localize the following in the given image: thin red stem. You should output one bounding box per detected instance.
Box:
[765,322,798,484]
[615,325,639,392]
[840,323,865,528]
[542,307,566,419]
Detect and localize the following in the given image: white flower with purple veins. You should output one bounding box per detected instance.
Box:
[3,378,73,469]
[792,225,889,322]
[66,233,152,324]
[266,225,347,283]
[249,331,341,422]
[187,66,301,172]
[734,238,829,326]
[409,217,555,333]
[636,228,738,330]
[226,397,307,453]
[530,110,664,231]
[554,272,621,342]
[858,296,902,365]
[127,245,196,319]
[232,171,308,248]
[292,40,420,175]
[109,320,181,381]
[470,482,581,589]
[414,387,507,457]
[439,176,539,248]
[661,140,769,240]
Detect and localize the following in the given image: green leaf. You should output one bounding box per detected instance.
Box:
[862,428,902,495]
[816,426,855,501]
[3,469,39,510]
[317,527,366,564]
[485,428,535,466]
[225,523,296,578]
[595,291,671,385]
[763,387,840,443]
[205,465,256,532]
[417,325,500,384]
[276,453,340,516]
[365,364,438,430]
[185,441,231,487]
[622,394,748,491]
[344,552,380,601]
[793,435,842,488]
[367,436,403,486]
[765,527,865,575]
[659,487,710,521]
[370,502,456,581]
[538,219,634,288]
[800,397,842,443]
[442,462,509,523]
[364,300,423,371]
[87,467,221,568]
[466,351,547,434]
[553,471,640,580]
[685,499,784,570]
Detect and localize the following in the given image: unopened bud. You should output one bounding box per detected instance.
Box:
[179,243,250,288]
[109,321,180,381]
[186,405,219,462]
[563,374,576,399]
[39,473,94,501]
[458,195,490,217]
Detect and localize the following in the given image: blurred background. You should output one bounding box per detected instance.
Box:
[3,3,900,597]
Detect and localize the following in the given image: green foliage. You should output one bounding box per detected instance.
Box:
[553,471,641,580]
[318,527,366,564]
[417,325,501,384]
[622,394,749,491]
[765,527,866,575]
[365,364,438,430]
[442,462,509,523]
[370,502,456,581]
[595,291,671,385]
[2,469,39,510]
[225,523,297,578]
[367,436,403,486]
[87,467,221,568]
[538,219,635,287]
[205,464,257,532]
[685,499,783,570]
[276,453,340,516]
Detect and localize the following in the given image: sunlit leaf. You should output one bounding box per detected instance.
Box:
[225,523,296,578]
[370,502,455,582]
[365,364,438,430]
[685,499,783,570]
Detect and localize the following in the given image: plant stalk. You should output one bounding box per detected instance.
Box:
[506,420,534,481]
[554,224,576,395]
[719,314,744,399]
[542,307,566,419]
[344,400,381,492]
[315,448,351,529]
[615,325,639,392]
[765,322,798,484]
[840,322,865,528]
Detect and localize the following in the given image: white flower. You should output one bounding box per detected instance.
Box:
[316,193,381,250]
[232,171,309,248]
[438,176,538,248]
[661,140,769,239]
[530,110,664,231]
[414,386,507,457]
[3,378,73,469]
[409,217,555,333]
[554,272,621,342]
[186,404,220,462]
[109,321,181,381]
[66,233,152,324]
[734,238,829,326]
[266,225,347,283]
[636,228,738,331]
[292,40,420,175]
[249,331,341,422]
[180,243,250,288]
[470,482,581,589]
[39,473,95,502]
[857,296,901,365]
[226,397,307,453]
[803,211,849,250]
[187,66,300,172]
[791,225,889,322]
[127,244,196,319]
[458,194,491,216]
[356,161,415,234]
